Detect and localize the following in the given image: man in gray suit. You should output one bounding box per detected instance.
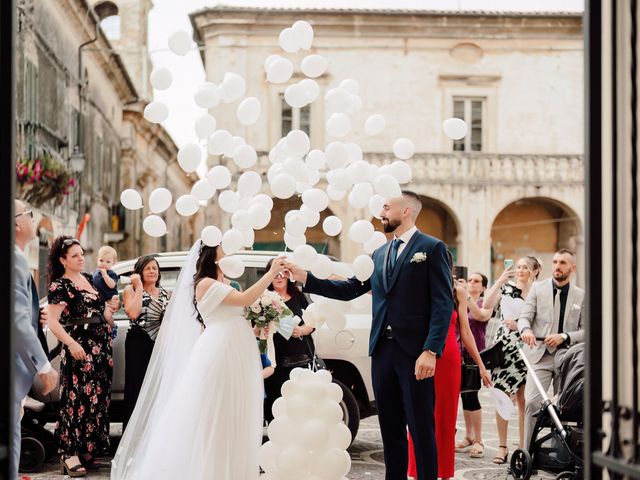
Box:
[13,199,58,479]
[518,248,585,449]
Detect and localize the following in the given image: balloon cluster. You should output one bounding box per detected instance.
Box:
[259,368,352,480]
[120,21,468,281]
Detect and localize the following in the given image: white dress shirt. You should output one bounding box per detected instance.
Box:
[393,225,418,259]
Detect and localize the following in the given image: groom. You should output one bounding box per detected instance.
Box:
[287,191,453,480]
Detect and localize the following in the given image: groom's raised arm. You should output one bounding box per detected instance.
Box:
[287,262,371,301]
[423,241,454,355]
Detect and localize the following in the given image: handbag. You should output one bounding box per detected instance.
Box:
[280,337,326,372]
[460,362,481,393]
[479,341,506,370]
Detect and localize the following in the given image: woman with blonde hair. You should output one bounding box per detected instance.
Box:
[481,256,541,465]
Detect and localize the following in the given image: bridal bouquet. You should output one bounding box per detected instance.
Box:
[247,290,293,354]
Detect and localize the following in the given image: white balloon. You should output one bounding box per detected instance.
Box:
[324,87,351,114]
[326,184,346,201]
[237,171,262,198]
[300,79,320,103]
[236,97,261,126]
[193,82,220,109]
[218,256,245,278]
[306,149,326,170]
[248,203,271,229]
[191,179,215,201]
[149,67,172,90]
[220,72,246,103]
[284,83,309,108]
[206,165,231,189]
[326,113,351,138]
[229,136,246,155]
[353,254,375,281]
[339,78,359,95]
[312,448,351,478]
[329,422,353,452]
[286,130,311,157]
[310,255,333,280]
[177,143,201,173]
[259,441,278,473]
[390,160,413,184]
[326,168,353,191]
[347,94,362,115]
[374,174,402,199]
[364,114,386,136]
[143,214,167,237]
[218,190,241,213]
[270,173,297,199]
[148,187,172,214]
[347,160,369,180]
[285,212,307,236]
[207,129,232,156]
[348,220,374,243]
[264,54,281,71]
[326,311,347,332]
[175,194,199,216]
[279,27,299,53]
[230,209,251,231]
[349,182,374,209]
[201,225,223,247]
[120,188,142,210]
[241,227,255,249]
[322,216,343,237]
[293,244,318,269]
[284,232,306,250]
[301,188,329,212]
[301,54,328,78]
[194,114,216,140]
[363,232,387,256]
[443,117,469,140]
[292,20,314,50]
[143,101,168,124]
[300,205,320,227]
[232,144,258,169]
[250,193,274,210]
[276,445,310,475]
[168,30,191,56]
[393,137,415,160]
[365,163,381,182]
[325,142,349,170]
[345,142,363,164]
[221,229,244,255]
[283,157,308,182]
[368,194,385,219]
[266,57,294,84]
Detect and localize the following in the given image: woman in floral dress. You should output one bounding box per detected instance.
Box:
[482,256,541,464]
[46,236,117,477]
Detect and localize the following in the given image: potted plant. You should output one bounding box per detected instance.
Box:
[16,149,77,207]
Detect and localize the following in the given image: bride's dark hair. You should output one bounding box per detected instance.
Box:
[193,243,220,285]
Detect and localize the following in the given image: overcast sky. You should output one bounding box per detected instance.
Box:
[147,0,584,147]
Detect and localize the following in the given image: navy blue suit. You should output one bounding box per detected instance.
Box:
[304,230,453,480]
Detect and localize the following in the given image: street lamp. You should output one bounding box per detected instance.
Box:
[68,146,86,173]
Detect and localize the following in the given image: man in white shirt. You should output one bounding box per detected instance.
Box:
[13,199,58,479]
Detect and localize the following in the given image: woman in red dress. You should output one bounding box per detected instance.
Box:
[407,280,491,479]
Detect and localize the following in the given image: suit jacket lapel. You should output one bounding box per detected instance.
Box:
[387,230,420,292]
[382,240,392,292]
[29,275,40,331]
[563,285,576,330]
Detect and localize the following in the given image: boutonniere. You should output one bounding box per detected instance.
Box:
[410,252,427,264]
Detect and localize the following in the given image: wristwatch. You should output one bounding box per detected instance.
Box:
[561,333,569,343]
[425,349,437,356]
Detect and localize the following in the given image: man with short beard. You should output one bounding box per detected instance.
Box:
[287,191,453,480]
[519,248,585,448]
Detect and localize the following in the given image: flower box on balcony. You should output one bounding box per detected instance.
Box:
[16,151,77,207]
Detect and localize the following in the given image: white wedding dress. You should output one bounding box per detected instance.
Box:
[112,242,263,480]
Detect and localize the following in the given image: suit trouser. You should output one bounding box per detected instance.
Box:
[524,350,560,450]
[372,336,437,480]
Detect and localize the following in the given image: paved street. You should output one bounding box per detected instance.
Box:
[25,390,554,479]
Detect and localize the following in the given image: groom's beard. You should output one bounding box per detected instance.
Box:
[382,217,401,233]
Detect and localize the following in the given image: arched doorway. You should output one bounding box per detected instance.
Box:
[253,198,340,255]
[490,197,582,280]
[372,196,460,262]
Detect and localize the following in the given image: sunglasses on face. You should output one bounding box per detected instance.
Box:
[15,210,33,219]
[275,270,290,279]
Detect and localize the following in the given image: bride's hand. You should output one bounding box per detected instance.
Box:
[268,256,287,277]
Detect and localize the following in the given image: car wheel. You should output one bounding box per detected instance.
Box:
[20,436,46,473]
[334,379,360,444]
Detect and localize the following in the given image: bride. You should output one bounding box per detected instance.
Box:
[111,241,287,479]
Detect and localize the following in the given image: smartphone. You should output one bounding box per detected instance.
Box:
[453,266,468,281]
[504,259,514,269]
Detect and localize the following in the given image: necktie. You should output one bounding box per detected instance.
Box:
[389,238,403,272]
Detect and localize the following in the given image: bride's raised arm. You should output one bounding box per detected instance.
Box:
[196,256,288,307]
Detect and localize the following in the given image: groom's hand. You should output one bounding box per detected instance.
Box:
[284,261,308,284]
[415,350,437,380]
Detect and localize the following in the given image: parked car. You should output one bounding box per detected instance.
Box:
[34,250,376,441]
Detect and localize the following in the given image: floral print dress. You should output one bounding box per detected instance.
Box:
[48,273,113,457]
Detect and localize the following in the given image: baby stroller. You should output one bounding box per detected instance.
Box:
[20,404,56,472]
[510,342,584,480]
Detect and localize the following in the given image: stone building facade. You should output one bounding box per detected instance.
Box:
[15,0,200,290]
[190,6,585,282]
